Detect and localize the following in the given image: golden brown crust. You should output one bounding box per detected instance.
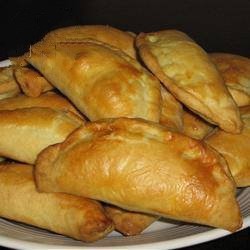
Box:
[27,41,161,122]
[210,53,250,107]
[206,107,250,187]
[0,107,83,164]
[10,25,136,66]
[43,25,137,59]
[14,67,53,97]
[159,86,183,131]
[0,67,20,100]
[136,30,242,133]
[0,163,113,242]
[35,117,242,231]
[104,205,159,236]
[0,91,83,118]
[182,109,214,140]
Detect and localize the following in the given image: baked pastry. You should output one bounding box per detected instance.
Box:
[160,86,183,131]
[136,30,242,133]
[27,41,161,122]
[0,67,20,100]
[210,53,250,107]
[43,25,137,59]
[182,109,214,140]
[206,106,250,187]
[14,67,53,97]
[0,163,113,242]
[0,107,83,164]
[35,117,242,232]
[104,205,159,236]
[10,25,136,66]
[0,91,82,118]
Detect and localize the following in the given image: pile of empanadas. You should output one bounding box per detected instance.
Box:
[0,25,249,242]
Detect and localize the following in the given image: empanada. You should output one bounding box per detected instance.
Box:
[0,107,83,164]
[35,118,242,232]
[136,30,242,133]
[0,67,20,100]
[14,67,53,97]
[160,86,183,131]
[43,25,137,59]
[104,205,159,236]
[0,163,113,242]
[10,25,136,66]
[206,106,250,187]
[182,109,214,140]
[210,53,250,107]
[27,41,161,122]
[0,91,82,118]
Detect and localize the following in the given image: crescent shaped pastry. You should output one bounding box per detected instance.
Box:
[10,25,136,66]
[27,41,161,122]
[35,118,242,232]
[206,106,250,187]
[160,86,183,131]
[0,163,113,242]
[43,25,136,59]
[210,53,250,107]
[0,107,83,164]
[14,67,53,97]
[136,30,242,133]
[0,91,82,118]
[104,205,159,236]
[182,109,214,140]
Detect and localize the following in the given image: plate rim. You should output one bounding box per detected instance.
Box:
[0,217,249,250]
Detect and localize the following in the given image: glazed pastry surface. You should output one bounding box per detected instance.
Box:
[14,67,53,97]
[105,205,159,236]
[206,106,250,187]
[27,41,161,122]
[0,163,113,242]
[36,118,242,232]
[0,91,82,118]
[0,107,83,163]
[159,86,183,131]
[210,53,250,107]
[136,30,242,133]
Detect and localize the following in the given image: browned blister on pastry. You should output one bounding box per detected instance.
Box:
[210,53,250,107]
[206,106,250,187]
[0,91,82,118]
[14,67,53,97]
[0,66,20,100]
[0,107,84,164]
[182,109,214,140]
[136,30,242,133]
[35,118,242,232]
[104,205,159,236]
[160,86,183,131]
[0,163,113,242]
[27,41,161,122]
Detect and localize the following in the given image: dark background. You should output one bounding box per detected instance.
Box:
[0,0,249,249]
[1,0,250,59]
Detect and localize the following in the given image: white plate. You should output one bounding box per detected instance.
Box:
[0,60,249,250]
